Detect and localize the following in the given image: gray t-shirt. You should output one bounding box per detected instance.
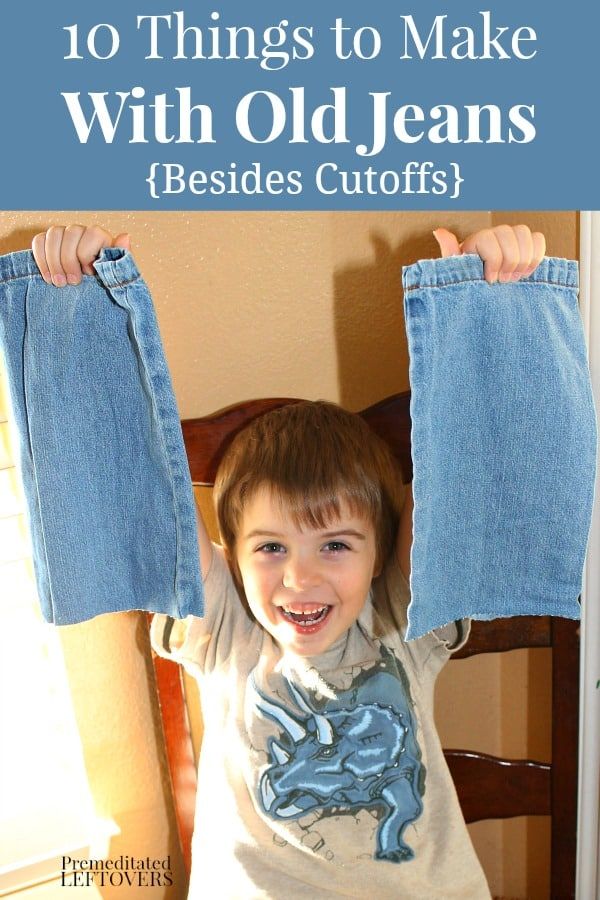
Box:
[152,545,491,899]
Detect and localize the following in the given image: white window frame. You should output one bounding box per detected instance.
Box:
[577,211,600,900]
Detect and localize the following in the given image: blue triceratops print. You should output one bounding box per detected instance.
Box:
[252,648,424,863]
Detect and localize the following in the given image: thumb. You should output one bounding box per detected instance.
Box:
[113,233,131,252]
[433,228,461,258]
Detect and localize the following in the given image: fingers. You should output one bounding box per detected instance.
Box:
[61,225,86,283]
[458,224,546,284]
[433,228,461,258]
[31,225,128,286]
[113,233,131,252]
[74,226,113,277]
[512,224,533,278]
[526,231,546,276]
[40,225,85,286]
[460,229,507,284]
[31,231,52,284]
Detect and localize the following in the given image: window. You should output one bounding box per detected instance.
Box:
[0,362,110,894]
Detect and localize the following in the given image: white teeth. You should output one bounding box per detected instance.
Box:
[282,606,327,614]
[279,605,331,626]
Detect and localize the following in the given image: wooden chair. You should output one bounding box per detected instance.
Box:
[150,392,579,899]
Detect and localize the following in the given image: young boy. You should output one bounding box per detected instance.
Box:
[32,224,546,898]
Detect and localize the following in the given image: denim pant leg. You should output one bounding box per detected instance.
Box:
[0,247,203,625]
[402,255,597,640]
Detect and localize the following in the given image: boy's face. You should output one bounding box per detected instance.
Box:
[236,487,378,657]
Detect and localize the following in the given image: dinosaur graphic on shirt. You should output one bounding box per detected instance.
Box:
[251,645,424,863]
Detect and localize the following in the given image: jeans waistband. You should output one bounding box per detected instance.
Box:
[0,247,141,288]
[402,255,578,292]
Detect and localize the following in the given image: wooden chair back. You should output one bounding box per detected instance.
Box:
[151,392,579,898]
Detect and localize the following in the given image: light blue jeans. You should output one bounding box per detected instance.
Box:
[0,248,203,624]
[402,255,597,639]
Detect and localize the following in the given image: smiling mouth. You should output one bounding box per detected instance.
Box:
[279,606,331,626]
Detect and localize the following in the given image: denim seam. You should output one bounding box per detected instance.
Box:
[119,281,184,614]
[404,295,430,641]
[105,278,201,619]
[403,279,577,293]
[0,273,46,286]
[94,275,142,289]
[0,273,142,288]
[22,279,56,623]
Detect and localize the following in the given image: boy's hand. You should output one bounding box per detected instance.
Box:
[31,225,131,287]
[433,225,546,285]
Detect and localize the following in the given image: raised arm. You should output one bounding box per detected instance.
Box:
[397,482,413,582]
[31,225,214,580]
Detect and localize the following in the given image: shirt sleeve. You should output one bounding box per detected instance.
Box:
[150,542,253,675]
[377,552,471,676]
[430,617,471,654]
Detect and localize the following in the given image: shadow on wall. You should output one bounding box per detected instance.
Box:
[0,227,48,255]
[334,229,438,411]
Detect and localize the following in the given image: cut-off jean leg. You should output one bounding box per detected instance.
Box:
[402,255,597,640]
[0,248,203,625]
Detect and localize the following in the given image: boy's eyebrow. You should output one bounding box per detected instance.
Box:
[243,528,367,540]
[243,530,284,540]
[321,529,367,540]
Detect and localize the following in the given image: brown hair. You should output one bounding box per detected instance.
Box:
[213,401,404,578]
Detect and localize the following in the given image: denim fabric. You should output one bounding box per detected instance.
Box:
[402,255,597,640]
[0,248,203,625]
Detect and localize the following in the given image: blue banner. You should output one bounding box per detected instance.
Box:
[1,0,596,209]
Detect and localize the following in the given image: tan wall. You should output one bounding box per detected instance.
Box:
[0,210,577,900]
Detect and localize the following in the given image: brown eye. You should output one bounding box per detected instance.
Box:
[257,543,285,554]
[323,541,350,553]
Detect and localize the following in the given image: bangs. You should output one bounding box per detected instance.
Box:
[245,478,379,535]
